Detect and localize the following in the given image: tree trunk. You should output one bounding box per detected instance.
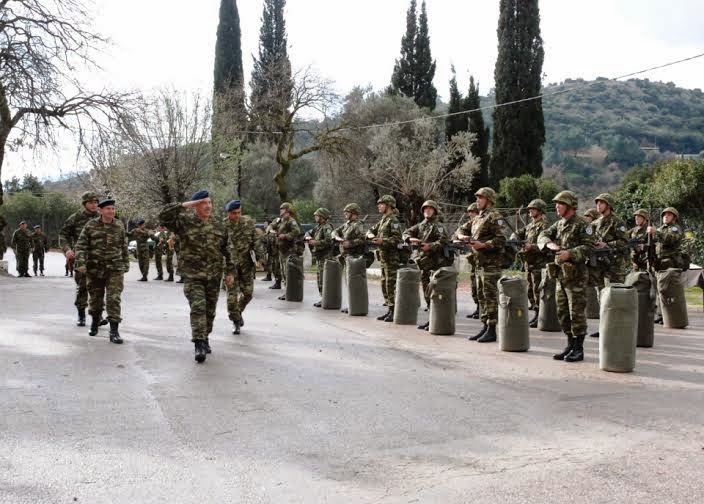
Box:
[0,132,7,207]
[273,159,290,203]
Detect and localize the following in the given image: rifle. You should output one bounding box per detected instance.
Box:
[444,241,472,257]
[505,239,527,251]
[588,246,629,267]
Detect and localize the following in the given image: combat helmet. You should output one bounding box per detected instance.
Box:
[474,187,497,204]
[552,190,579,208]
[467,202,479,213]
[594,192,615,209]
[633,208,650,220]
[527,199,547,214]
[421,200,439,214]
[583,208,600,221]
[314,207,331,219]
[81,191,100,204]
[343,203,361,215]
[279,202,294,211]
[377,195,396,208]
[661,207,679,221]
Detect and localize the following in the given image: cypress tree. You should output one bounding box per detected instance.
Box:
[390,0,416,99]
[465,76,491,191]
[489,0,545,182]
[413,1,437,110]
[249,0,292,134]
[213,0,246,138]
[445,65,466,142]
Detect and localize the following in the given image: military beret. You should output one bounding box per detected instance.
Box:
[33,224,40,229]
[136,219,145,226]
[98,198,115,208]
[225,199,241,212]
[190,189,209,201]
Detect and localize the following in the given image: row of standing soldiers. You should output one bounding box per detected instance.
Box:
[1,218,49,277]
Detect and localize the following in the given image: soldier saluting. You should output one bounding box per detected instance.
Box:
[538,191,595,363]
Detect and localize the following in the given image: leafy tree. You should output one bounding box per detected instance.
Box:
[496,174,557,208]
[490,0,545,182]
[465,76,490,192]
[445,66,467,142]
[21,174,43,195]
[389,0,416,99]
[0,191,75,246]
[605,135,646,167]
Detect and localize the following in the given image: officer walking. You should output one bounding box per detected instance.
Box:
[538,191,595,363]
[629,209,651,272]
[159,190,235,363]
[403,200,450,330]
[74,198,130,343]
[367,195,404,322]
[31,224,48,276]
[307,207,336,307]
[11,221,31,277]
[128,219,153,281]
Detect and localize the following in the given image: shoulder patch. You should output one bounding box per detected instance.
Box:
[291,219,298,226]
[619,225,626,232]
[497,219,504,226]
[585,226,593,236]
[671,226,679,232]
[393,223,400,229]
[438,227,444,233]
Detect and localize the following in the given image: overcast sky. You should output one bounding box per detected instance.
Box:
[5,0,704,181]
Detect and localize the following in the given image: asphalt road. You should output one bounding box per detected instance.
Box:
[1,251,703,503]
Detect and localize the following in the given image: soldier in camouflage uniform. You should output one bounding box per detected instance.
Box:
[454,203,481,319]
[403,200,450,330]
[367,195,404,322]
[154,224,175,281]
[75,198,130,343]
[307,207,335,307]
[648,207,686,271]
[0,214,7,260]
[11,221,32,277]
[30,224,48,276]
[224,200,265,334]
[128,219,153,281]
[260,216,274,282]
[276,202,303,300]
[332,203,366,313]
[513,199,550,327]
[538,191,596,363]
[589,193,629,338]
[629,209,651,272]
[265,215,283,289]
[582,208,601,313]
[457,187,506,343]
[159,190,236,363]
[60,191,100,326]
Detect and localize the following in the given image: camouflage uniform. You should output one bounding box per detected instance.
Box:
[538,191,596,362]
[629,209,650,272]
[368,196,404,314]
[128,225,152,279]
[154,229,175,280]
[265,217,283,282]
[592,194,628,288]
[276,204,303,284]
[0,214,7,260]
[454,205,480,314]
[513,200,550,311]
[61,196,100,312]
[75,217,130,323]
[11,226,32,276]
[31,229,48,275]
[159,202,235,343]
[332,204,367,261]
[403,200,450,307]
[225,214,264,324]
[309,208,336,295]
[653,207,685,271]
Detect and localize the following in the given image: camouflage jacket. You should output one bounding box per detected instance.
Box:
[11,229,32,252]
[155,230,173,255]
[31,232,48,254]
[60,209,99,252]
[224,215,264,268]
[654,222,684,270]
[470,208,507,268]
[628,224,649,270]
[593,213,628,269]
[514,218,550,270]
[453,218,477,269]
[128,227,153,251]
[308,222,335,260]
[538,214,595,278]
[159,203,235,281]
[368,213,403,260]
[264,218,281,251]
[277,215,303,256]
[332,219,366,258]
[403,215,449,270]
[75,218,130,274]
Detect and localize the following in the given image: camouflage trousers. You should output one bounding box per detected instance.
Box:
[266,247,281,280]
[526,268,543,310]
[32,250,45,273]
[74,269,89,309]
[468,268,480,305]
[593,264,626,291]
[227,264,255,322]
[556,278,588,337]
[86,271,125,322]
[380,253,401,309]
[154,250,174,277]
[420,268,433,307]
[478,267,502,326]
[183,277,221,342]
[15,249,29,275]
[137,247,150,278]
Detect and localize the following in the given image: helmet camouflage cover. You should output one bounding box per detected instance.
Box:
[467,202,479,212]
[377,195,396,207]
[661,207,680,220]
[474,187,497,204]
[343,203,361,215]
[526,199,547,214]
[553,190,579,208]
[633,208,650,220]
[421,200,439,213]
[594,192,615,208]
[279,202,294,211]
[81,191,100,204]
[314,207,331,219]
[582,208,600,220]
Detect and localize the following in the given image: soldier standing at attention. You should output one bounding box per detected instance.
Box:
[332,203,367,314]
[538,191,595,363]
[629,209,651,272]
[308,207,335,307]
[61,191,100,325]
[589,193,629,338]
[224,199,264,335]
[276,202,303,301]
[30,224,48,276]
[513,199,550,327]
[265,215,283,290]
[74,198,130,343]
[367,195,403,322]
[261,216,275,282]
[403,200,450,330]
[457,187,506,343]
[11,220,32,277]
[129,219,153,282]
[648,207,685,271]
[159,190,235,363]
[454,203,481,319]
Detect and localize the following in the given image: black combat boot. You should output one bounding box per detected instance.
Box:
[553,335,574,360]
[477,324,497,343]
[589,331,599,338]
[417,321,430,330]
[564,335,585,362]
[313,300,322,308]
[277,294,286,301]
[194,341,206,363]
[176,277,184,283]
[376,309,391,321]
[466,308,479,319]
[383,308,395,322]
[155,274,163,280]
[33,268,38,276]
[261,274,272,281]
[204,339,211,354]
[89,316,100,336]
[99,318,109,326]
[139,275,148,282]
[77,308,86,327]
[232,320,241,335]
[269,279,282,289]
[529,310,539,328]
[340,308,349,314]
[166,274,174,281]
[40,270,44,276]
[109,321,123,344]
[468,324,487,341]
[65,267,69,277]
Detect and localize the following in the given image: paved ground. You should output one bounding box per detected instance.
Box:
[1,251,704,504]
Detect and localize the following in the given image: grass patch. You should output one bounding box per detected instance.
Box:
[685,286,703,308]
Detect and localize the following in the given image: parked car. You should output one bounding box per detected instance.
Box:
[128,237,156,259]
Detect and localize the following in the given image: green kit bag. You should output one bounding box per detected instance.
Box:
[498,276,530,351]
[322,259,343,310]
[537,274,561,332]
[428,267,458,335]
[599,284,637,372]
[393,267,421,325]
[586,284,600,319]
[624,271,656,347]
[285,255,304,302]
[655,268,688,329]
[346,255,369,316]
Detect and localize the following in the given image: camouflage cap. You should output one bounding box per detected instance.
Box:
[527,199,547,214]
[81,191,100,204]
[474,187,497,204]
[279,202,294,211]
[582,208,600,220]
[421,200,439,213]
[552,190,579,208]
[377,194,396,207]
[661,207,680,220]
[343,203,361,215]
[594,192,615,208]
[467,202,479,212]
[633,208,650,220]
[314,207,331,219]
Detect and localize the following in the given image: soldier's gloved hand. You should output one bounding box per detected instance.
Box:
[76,266,87,274]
